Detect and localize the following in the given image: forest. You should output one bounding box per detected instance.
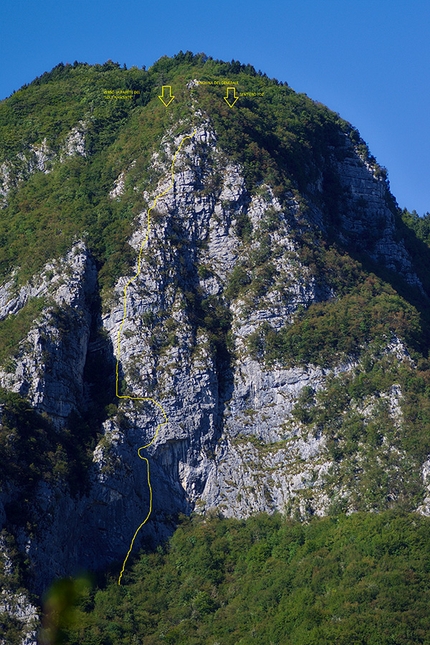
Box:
[41,511,430,645]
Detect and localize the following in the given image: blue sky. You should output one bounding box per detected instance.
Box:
[1,0,429,214]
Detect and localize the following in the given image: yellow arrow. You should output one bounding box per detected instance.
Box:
[158,85,175,107]
[224,86,239,108]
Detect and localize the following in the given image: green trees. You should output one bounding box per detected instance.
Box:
[248,274,423,368]
[56,511,430,644]
[1,54,430,644]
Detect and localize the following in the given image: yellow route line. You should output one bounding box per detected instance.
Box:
[116,130,197,586]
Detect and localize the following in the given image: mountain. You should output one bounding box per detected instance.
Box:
[0,51,429,643]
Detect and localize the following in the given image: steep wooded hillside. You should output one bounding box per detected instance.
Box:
[0,52,429,643]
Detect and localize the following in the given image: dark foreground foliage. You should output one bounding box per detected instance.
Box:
[44,511,430,645]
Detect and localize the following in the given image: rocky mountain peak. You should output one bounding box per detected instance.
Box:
[0,54,429,640]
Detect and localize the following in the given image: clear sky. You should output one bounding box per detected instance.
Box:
[1,0,429,214]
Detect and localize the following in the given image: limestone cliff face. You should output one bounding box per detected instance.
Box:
[0,534,39,645]
[0,118,426,607]
[0,242,97,424]
[335,139,423,291]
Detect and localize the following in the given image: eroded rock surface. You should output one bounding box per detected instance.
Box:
[0,121,427,603]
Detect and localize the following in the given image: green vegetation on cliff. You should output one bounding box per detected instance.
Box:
[0,52,363,291]
[1,51,429,367]
[1,53,430,645]
[47,511,430,645]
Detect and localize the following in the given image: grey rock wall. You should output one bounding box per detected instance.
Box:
[336,139,423,291]
[0,120,427,605]
[0,536,39,645]
[0,242,97,423]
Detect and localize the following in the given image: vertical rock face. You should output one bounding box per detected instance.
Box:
[0,243,97,424]
[100,123,333,528]
[0,117,427,605]
[0,534,39,644]
[336,141,423,290]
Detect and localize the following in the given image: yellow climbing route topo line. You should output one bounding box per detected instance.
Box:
[116,129,197,585]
